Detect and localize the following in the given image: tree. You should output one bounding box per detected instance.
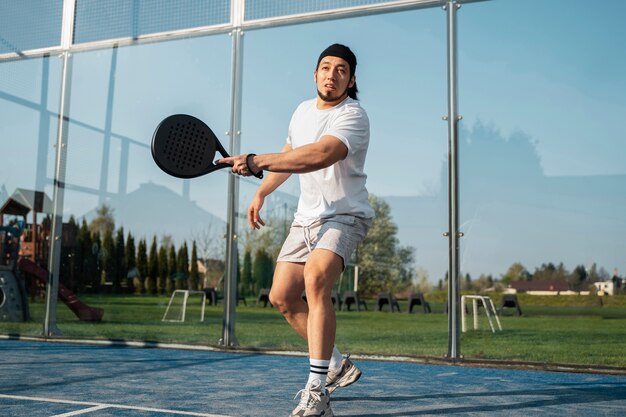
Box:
[168,244,177,293]
[92,232,103,292]
[158,245,170,294]
[192,223,225,264]
[101,228,115,290]
[176,242,189,290]
[136,239,148,294]
[533,262,568,282]
[112,227,125,293]
[588,263,599,283]
[148,236,159,294]
[253,248,273,290]
[74,219,89,292]
[357,194,414,297]
[396,245,415,290]
[125,232,136,293]
[160,234,173,252]
[501,262,530,286]
[189,241,199,291]
[462,273,472,291]
[79,220,98,292]
[411,267,432,294]
[569,264,588,291]
[471,274,494,292]
[89,204,115,237]
[241,249,253,297]
[60,216,78,290]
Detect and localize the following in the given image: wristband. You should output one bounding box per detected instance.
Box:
[246,154,263,179]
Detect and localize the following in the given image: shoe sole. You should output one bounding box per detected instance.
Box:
[326,365,362,394]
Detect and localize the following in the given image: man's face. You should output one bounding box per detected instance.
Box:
[314,56,355,104]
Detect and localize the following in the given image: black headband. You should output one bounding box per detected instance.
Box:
[317,44,357,76]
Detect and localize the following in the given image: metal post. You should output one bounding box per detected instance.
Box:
[98,45,118,205]
[44,0,76,337]
[220,0,245,347]
[444,0,463,361]
[35,54,51,193]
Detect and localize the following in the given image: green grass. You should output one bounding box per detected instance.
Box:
[3,294,626,368]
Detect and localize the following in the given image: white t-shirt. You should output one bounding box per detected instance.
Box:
[286,97,375,225]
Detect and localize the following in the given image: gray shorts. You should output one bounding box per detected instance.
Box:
[276,215,373,268]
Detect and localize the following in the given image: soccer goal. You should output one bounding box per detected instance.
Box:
[461,295,502,333]
[162,290,207,322]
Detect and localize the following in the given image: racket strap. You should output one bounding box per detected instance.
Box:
[246,154,264,179]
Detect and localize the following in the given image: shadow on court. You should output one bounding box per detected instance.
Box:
[337,382,626,416]
[1,339,625,417]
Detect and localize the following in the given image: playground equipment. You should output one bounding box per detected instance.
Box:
[18,258,103,322]
[1,189,104,323]
[0,226,29,322]
[0,189,52,267]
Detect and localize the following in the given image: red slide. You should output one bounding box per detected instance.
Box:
[17,258,104,322]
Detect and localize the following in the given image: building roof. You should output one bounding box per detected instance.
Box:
[0,188,53,216]
[509,280,570,292]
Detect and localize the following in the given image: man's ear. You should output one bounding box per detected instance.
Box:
[349,75,356,88]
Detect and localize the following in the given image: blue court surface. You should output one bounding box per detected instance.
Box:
[1,339,625,417]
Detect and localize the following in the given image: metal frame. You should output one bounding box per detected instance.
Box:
[444,0,462,361]
[0,0,487,62]
[0,0,489,358]
[221,0,246,347]
[43,0,77,336]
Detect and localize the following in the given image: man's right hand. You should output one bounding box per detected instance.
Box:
[248,193,266,229]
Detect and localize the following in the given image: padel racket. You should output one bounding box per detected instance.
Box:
[151,114,263,179]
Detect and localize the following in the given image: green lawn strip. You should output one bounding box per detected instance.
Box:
[2,295,625,367]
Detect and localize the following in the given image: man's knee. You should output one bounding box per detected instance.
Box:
[303,272,335,304]
[303,250,343,298]
[269,288,302,312]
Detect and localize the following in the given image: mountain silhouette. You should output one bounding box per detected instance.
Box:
[82,181,225,244]
[381,122,626,281]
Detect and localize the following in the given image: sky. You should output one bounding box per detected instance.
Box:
[1,0,625,282]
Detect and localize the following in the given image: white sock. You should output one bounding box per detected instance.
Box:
[307,358,330,391]
[329,346,343,370]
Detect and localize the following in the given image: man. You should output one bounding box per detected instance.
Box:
[219,43,374,417]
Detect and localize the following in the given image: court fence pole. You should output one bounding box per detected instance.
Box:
[44,0,76,337]
[221,0,245,347]
[444,0,463,361]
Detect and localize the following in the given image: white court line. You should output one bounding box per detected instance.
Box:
[0,393,232,417]
[50,405,108,416]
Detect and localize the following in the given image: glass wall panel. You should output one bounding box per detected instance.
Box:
[74,0,231,44]
[239,9,449,355]
[0,1,63,54]
[0,56,61,335]
[459,0,626,366]
[55,35,232,343]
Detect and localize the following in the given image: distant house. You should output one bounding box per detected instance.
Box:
[593,281,614,296]
[507,280,570,295]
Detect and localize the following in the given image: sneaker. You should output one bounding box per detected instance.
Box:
[326,354,362,395]
[289,380,334,417]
